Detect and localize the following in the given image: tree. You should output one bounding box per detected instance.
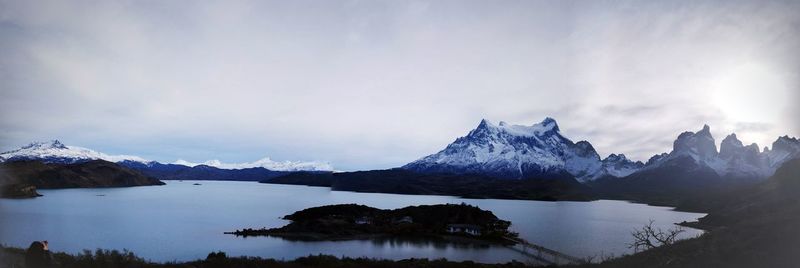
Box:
[629,219,685,252]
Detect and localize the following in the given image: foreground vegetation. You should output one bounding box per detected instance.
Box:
[567,158,800,268]
[0,247,533,268]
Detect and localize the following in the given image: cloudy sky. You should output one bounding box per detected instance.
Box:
[1,0,798,170]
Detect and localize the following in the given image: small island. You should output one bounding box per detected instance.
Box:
[226,203,518,245]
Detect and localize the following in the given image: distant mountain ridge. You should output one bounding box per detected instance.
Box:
[117,160,295,182]
[0,140,334,172]
[0,140,148,164]
[0,159,165,198]
[640,125,800,180]
[404,118,799,183]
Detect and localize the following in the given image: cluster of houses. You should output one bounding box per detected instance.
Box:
[353,215,414,225]
[446,224,482,236]
[351,215,484,236]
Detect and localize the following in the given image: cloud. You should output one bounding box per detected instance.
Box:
[0,0,798,169]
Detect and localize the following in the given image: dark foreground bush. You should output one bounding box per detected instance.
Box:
[0,246,534,268]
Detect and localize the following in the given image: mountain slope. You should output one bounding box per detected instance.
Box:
[403,118,639,182]
[579,159,800,268]
[0,140,148,164]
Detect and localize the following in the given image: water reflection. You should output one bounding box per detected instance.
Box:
[0,180,706,263]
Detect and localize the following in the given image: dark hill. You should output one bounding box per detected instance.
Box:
[264,169,593,201]
[119,160,293,181]
[0,160,164,198]
[571,158,800,268]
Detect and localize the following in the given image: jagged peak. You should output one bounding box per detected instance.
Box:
[672,124,718,158]
[539,117,559,132]
[575,140,593,148]
[604,153,628,161]
[22,140,68,150]
[477,118,494,128]
[745,143,760,153]
[701,124,711,133]
[772,135,800,152]
[572,140,598,156]
[470,117,561,138]
[721,133,743,147]
[646,153,669,165]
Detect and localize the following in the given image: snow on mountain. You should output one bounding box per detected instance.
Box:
[718,134,765,178]
[601,154,645,178]
[641,125,800,179]
[402,118,635,182]
[1,140,335,172]
[172,158,334,172]
[763,136,800,174]
[0,140,150,164]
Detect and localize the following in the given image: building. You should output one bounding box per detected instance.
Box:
[393,216,413,224]
[354,216,372,225]
[446,224,482,236]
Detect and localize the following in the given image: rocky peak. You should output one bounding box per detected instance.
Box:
[22,140,68,150]
[672,125,718,160]
[772,136,800,152]
[603,153,628,162]
[573,141,598,157]
[720,134,744,159]
[540,117,559,132]
[646,153,669,166]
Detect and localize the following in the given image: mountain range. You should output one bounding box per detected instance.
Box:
[3,118,799,202]
[0,140,333,192]
[404,119,800,183]
[0,140,334,173]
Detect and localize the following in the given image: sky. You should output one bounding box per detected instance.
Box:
[1,0,798,171]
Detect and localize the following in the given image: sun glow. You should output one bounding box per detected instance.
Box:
[711,62,790,124]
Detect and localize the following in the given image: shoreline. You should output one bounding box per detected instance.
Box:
[226,231,504,247]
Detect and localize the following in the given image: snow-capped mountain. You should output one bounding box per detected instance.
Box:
[0,140,149,164]
[172,158,334,172]
[601,154,645,178]
[640,125,800,180]
[0,140,335,172]
[403,118,637,182]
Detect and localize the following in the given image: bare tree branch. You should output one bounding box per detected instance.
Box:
[629,219,685,252]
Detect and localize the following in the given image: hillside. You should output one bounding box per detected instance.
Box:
[571,158,800,268]
[265,169,594,201]
[119,160,293,181]
[0,160,164,198]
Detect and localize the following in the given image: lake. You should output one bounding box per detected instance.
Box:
[0,181,705,263]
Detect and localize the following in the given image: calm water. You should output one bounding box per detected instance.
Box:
[0,181,705,263]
